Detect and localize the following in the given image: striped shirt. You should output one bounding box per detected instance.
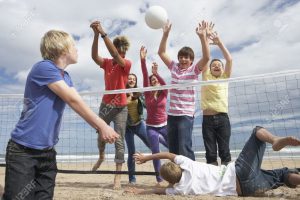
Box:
[168,61,201,116]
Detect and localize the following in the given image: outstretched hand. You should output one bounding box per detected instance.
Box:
[207,22,215,37]
[209,31,221,45]
[152,62,158,75]
[133,152,147,164]
[124,187,145,194]
[140,46,147,60]
[196,20,208,37]
[162,20,172,35]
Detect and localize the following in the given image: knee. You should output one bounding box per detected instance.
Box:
[254,126,264,137]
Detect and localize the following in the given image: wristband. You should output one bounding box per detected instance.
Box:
[101,33,107,38]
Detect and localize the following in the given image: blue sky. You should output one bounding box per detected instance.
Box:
[0,0,300,94]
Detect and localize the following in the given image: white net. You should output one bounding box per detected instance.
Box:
[0,70,299,172]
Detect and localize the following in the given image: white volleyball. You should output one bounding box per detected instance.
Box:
[145,6,168,29]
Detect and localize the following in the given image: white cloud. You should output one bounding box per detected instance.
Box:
[0,0,299,94]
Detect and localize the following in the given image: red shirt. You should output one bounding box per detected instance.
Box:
[101,58,131,107]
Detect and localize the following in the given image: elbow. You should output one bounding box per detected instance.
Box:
[203,55,210,64]
[227,57,233,64]
[91,54,98,62]
[158,51,164,58]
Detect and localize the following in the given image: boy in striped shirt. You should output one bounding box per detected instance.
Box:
[158,21,211,160]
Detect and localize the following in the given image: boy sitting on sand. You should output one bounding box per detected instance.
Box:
[128,126,300,196]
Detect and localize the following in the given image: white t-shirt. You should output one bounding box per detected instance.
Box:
[165,155,237,196]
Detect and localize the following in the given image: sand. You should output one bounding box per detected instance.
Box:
[0,160,299,200]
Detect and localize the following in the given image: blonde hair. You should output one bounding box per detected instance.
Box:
[113,36,130,53]
[160,162,182,184]
[40,30,75,61]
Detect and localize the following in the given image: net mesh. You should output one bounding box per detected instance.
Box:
[0,70,299,173]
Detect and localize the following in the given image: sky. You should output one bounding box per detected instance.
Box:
[0,0,300,94]
[1,0,300,159]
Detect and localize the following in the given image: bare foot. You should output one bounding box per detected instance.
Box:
[113,174,121,190]
[272,136,300,151]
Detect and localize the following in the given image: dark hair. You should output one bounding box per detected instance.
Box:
[177,46,194,62]
[209,59,224,69]
[149,74,157,86]
[127,73,141,99]
[149,74,162,98]
[126,73,137,88]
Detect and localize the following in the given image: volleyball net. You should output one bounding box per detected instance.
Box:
[0,70,299,174]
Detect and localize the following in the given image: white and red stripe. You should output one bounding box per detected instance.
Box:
[167,61,201,116]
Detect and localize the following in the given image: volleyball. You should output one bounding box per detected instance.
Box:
[145,6,168,29]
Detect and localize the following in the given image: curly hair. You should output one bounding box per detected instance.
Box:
[113,36,130,53]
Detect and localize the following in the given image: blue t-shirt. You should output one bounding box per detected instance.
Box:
[11,60,73,149]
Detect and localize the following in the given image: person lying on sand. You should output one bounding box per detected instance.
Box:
[126,126,300,196]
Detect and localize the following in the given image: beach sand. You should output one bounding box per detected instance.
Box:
[0,160,299,200]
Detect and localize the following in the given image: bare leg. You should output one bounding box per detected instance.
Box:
[92,136,106,171]
[114,163,122,189]
[255,128,300,151]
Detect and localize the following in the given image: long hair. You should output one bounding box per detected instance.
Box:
[149,74,162,98]
[126,73,140,98]
[126,73,137,88]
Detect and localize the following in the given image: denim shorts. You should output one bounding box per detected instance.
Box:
[235,126,290,196]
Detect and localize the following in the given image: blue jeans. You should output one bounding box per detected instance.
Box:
[202,113,231,164]
[147,125,168,182]
[167,115,195,160]
[125,121,150,183]
[3,140,57,200]
[235,127,290,196]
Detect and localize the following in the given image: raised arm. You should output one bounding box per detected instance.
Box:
[152,63,166,86]
[152,63,168,96]
[210,32,233,77]
[133,152,176,164]
[158,21,172,68]
[48,81,119,143]
[90,21,104,67]
[91,21,127,67]
[140,46,150,87]
[195,21,210,72]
